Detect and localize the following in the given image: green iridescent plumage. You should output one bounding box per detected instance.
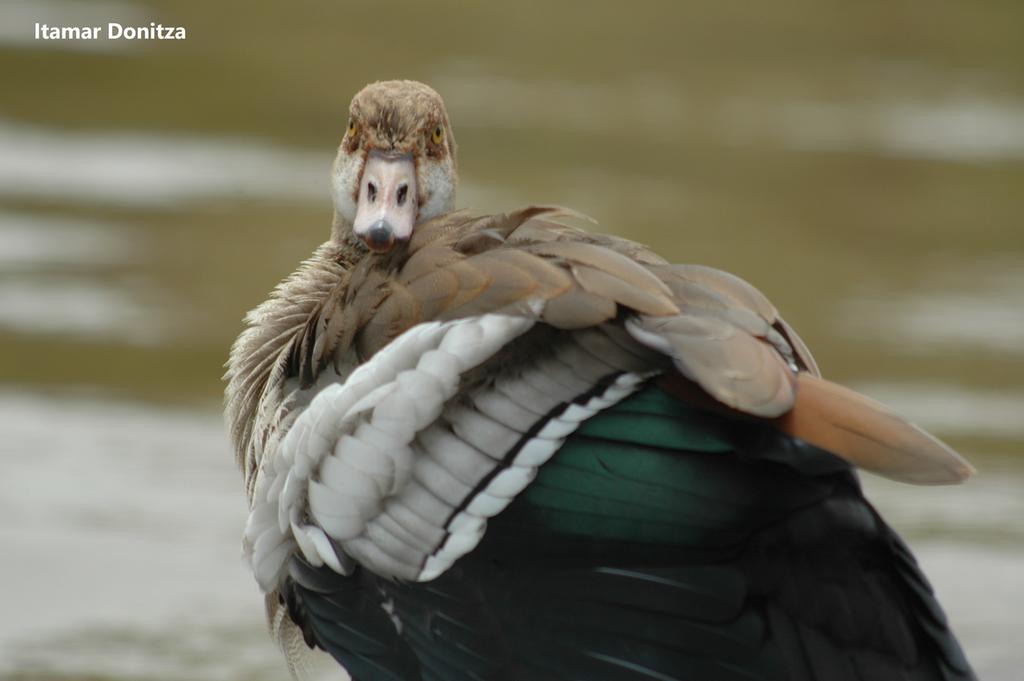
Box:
[286,384,973,681]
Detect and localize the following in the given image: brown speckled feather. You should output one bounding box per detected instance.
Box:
[304,207,684,362]
[227,206,970,504]
[225,241,356,496]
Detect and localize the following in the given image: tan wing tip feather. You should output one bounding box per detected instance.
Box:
[519,204,598,225]
[780,374,975,485]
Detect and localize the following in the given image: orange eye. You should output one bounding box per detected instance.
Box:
[347,119,357,137]
[431,125,443,145]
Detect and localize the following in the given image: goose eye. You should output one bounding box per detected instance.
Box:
[347,120,357,137]
[431,126,444,145]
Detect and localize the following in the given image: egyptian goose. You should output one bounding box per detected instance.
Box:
[225,80,976,681]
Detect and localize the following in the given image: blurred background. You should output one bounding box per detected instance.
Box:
[1,1,1022,679]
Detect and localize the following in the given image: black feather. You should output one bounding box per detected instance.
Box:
[285,383,976,680]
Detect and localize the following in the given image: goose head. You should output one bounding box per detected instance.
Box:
[331,80,458,253]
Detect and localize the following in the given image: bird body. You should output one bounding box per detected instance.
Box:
[225,81,975,680]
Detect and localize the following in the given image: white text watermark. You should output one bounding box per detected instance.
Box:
[34,22,186,41]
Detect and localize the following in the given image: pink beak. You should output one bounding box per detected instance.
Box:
[353,152,418,253]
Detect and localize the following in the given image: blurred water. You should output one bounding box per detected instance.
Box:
[1,0,1021,679]
[0,119,328,206]
[440,71,1024,161]
[841,258,1024,355]
[0,0,144,53]
[0,393,285,680]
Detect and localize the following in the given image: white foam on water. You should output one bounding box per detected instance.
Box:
[438,67,1024,163]
[0,211,163,343]
[864,470,1024,678]
[434,69,689,134]
[0,118,331,208]
[901,540,1024,679]
[839,261,1024,355]
[0,210,137,267]
[768,97,1024,162]
[0,277,164,344]
[0,391,286,680]
[854,382,1024,441]
[864,461,1024,542]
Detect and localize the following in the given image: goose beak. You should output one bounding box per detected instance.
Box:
[353,152,418,253]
